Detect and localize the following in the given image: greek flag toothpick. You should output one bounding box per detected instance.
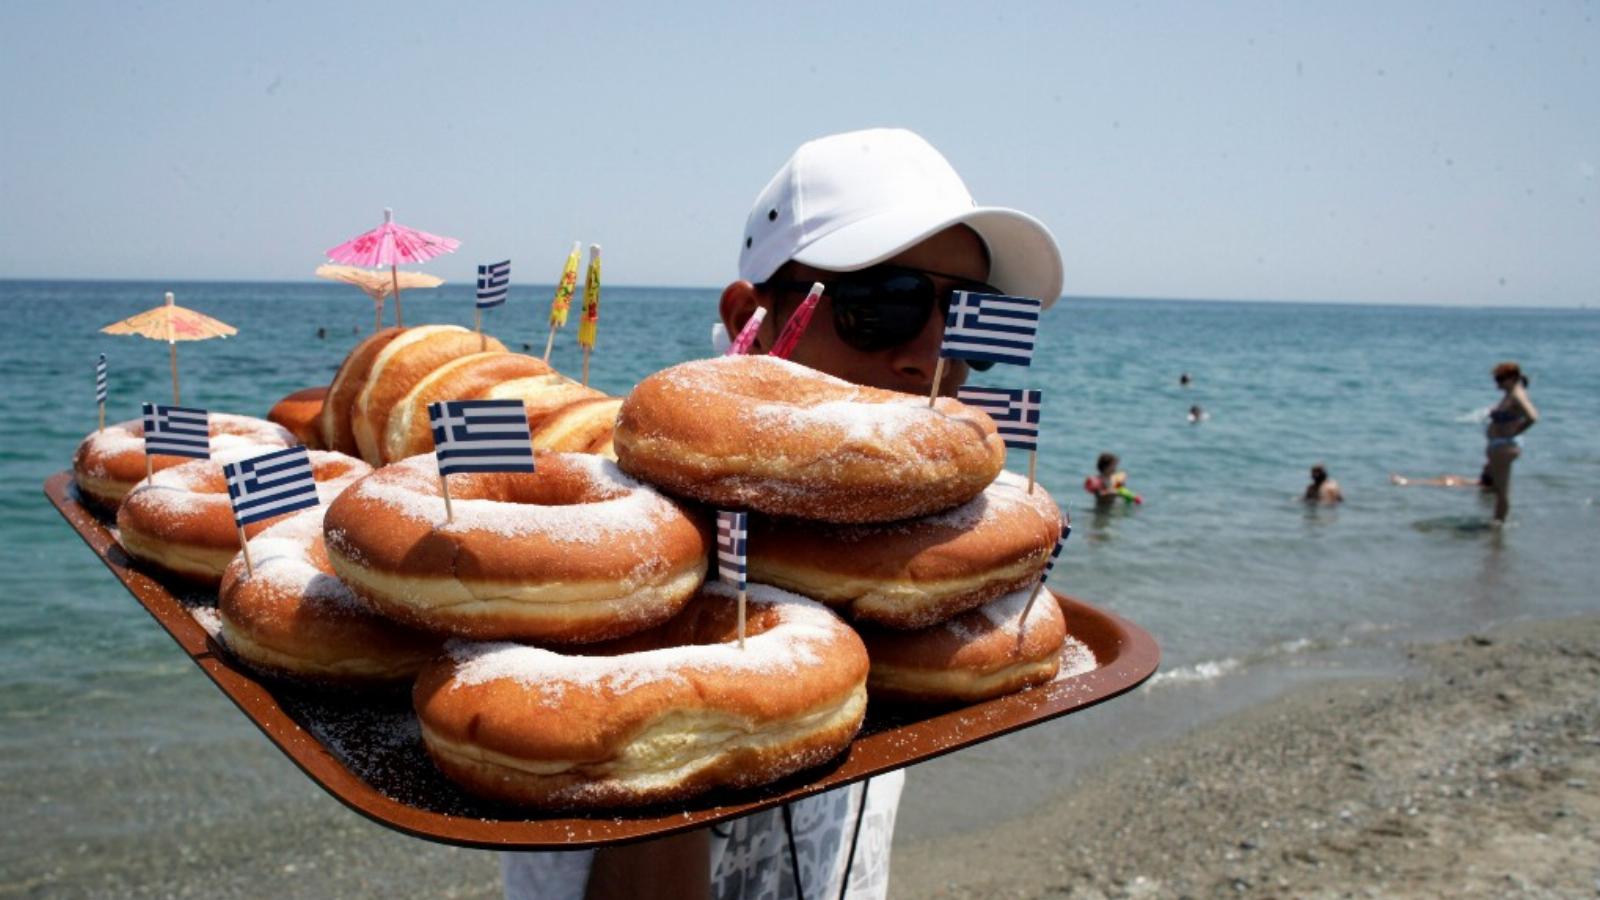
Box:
[957,386,1045,490]
[95,354,108,432]
[428,399,534,522]
[474,259,511,349]
[1020,520,1072,627]
[716,510,750,647]
[223,446,320,576]
[929,290,1042,405]
[142,403,210,478]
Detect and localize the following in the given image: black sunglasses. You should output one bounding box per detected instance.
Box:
[762,265,1000,370]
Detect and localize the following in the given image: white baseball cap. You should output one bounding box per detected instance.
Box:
[738,128,1064,307]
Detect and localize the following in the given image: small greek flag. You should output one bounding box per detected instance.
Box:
[956,386,1042,451]
[223,446,320,527]
[1039,522,1071,586]
[428,399,535,476]
[476,259,510,309]
[142,402,210,459]
[715,510,748,591]
[95,354,108,404]
[941,291,1042,367]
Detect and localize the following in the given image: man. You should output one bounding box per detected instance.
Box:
[505,127,1063,900]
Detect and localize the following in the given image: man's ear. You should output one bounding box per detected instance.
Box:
[719,281,771,352]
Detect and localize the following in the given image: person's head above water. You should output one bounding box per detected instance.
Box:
[1096,452,1119,476]
[719,128,1063,395]
[1491,361,1528,388]
[1309,463,1328,484]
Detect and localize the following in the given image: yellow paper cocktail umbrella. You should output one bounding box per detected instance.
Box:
[100,291,237,405]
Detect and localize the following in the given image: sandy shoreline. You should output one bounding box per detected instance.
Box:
[891,615,1600,899]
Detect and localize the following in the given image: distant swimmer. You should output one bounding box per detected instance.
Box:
[1389,464,1493,490]
[316,327,327,339]
[1086,452,1142,508]
[1187,404,1206,423]
[1485,361,1538,523]
[1304,463,1343,504]
[1179,372,1192,387]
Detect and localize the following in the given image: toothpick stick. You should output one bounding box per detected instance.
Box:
[738,588,747,650]
[1018,578,1045,637]
[238,525,254,577]
[928,358,948,407]
[475,307,485,351]
[98,404,105,434]
[439,472,455,523]
[581,348,591,388]
[542,325,558,363]
[1028,450,1038,493]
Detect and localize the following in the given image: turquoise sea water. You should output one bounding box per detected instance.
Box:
[2,279,1597,890]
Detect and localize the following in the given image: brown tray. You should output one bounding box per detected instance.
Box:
[46,470,1159,849]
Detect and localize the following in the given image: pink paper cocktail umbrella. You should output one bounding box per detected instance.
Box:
[325,208,459,328]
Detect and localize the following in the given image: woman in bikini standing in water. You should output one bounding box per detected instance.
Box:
[1485,361,1538,523]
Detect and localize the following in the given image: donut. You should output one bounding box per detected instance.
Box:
[268,386,328,449]
[381,351,552,463]
[533,396,623,459]
[116,450,371,585]
[613,355,1005,523]
[320,327,404,456]
[749,472,1064,629]
[859,586,1077,704]
[72,413,297,513]
[413,582,868,808]
[350,325,507,464]
[482,373,606,431]
[324,452,709,643]
[217,507,440,684]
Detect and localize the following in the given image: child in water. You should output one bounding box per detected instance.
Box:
[1087,452,1142,508]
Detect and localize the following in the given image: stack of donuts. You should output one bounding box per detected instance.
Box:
[268,323,625,464]
[71,330,1096,812]
[613,354,1088,705]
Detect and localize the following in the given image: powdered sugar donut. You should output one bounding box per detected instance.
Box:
[72,413,297,513]
[116,449,370,585]
[613,355,1006,523]
[860,587,1087,704]
[324,452,709,643]
[413,582,868,808]
[218,507,439,684]
[750,471,1064,629]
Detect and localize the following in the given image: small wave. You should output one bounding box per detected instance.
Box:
[1145,657,1241,687]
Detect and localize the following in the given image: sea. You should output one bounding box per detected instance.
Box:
[2,279,1597,894]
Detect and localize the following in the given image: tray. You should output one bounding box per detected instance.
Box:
[46,470,1159,849]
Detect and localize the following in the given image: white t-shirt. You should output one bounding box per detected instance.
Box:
[500,769,905,900]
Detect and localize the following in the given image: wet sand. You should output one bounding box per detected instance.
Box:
[891,616,1600,899]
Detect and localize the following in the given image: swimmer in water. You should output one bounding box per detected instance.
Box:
[1304,463,1343,504]
[1086,452,1141,508]
[1179,372,1191,387]
[1484,361,1537,522]
[1187,404,1205,423]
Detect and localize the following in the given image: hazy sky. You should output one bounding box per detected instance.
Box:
[2,1,1595,306]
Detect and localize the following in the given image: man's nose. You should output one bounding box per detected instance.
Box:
[888,307,955,394]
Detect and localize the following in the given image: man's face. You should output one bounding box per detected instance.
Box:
[769,225,991,396]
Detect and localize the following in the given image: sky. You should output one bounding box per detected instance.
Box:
[1,1,1595,306]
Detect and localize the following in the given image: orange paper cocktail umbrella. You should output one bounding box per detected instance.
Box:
[100,291,237,404]
[315,264,445,332]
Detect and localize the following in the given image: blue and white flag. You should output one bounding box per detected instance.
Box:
[95,354,108,405]
[1038,522,1070,586]
[956,386,1042,451]
[941,291,1042,367]
[715,510,748,591]
[223,446,320,527]
[142,402,210,459]
[428,399,535,476]
[476,259,510,309]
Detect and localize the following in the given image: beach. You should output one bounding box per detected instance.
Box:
[892,615,1600,899]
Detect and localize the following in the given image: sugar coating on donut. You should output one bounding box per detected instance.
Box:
[945,585,1061,642]
[445,582,841,695]
[236,509,370,617]
[350,453,680,546]
[616,355,1005,523]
